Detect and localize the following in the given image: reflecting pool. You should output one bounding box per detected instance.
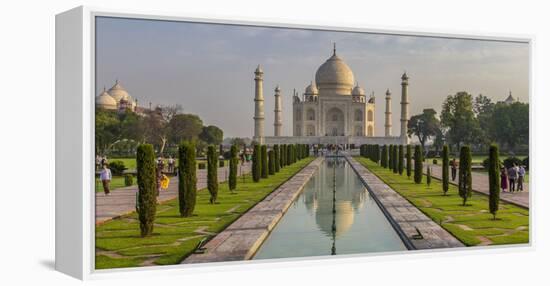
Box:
[253,157,407,259]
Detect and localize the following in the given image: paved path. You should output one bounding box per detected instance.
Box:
[347,156,464,250]
[425,163,529,209]
[184,157,324,263]
[95,163,252,224]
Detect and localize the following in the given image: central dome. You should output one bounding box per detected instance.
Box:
[315,49,355,92]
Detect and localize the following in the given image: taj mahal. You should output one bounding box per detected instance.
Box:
[253,45,411,147]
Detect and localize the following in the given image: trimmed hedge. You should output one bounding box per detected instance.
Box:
[458,145,472,206]
[252,144,261,182]
[442,145,449,195]
[414,145,423,184]
[488,144,500,219]
[406,144,412,179]
[398,145,404,175]
[261,145,268,178]
[178,141,197,217]
[207,145,218,204]
[274,144,280,172]
[136,144,156,237]
[268,150,275,175]
[228,144,238,192]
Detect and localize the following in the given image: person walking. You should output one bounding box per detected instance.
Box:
[508,163,518,193]
[451,158,458,181]
[99,164,112,195]
[167,156,175,173]
[500,167,508,192]
[518,164,526,191]
[156,158,165,196]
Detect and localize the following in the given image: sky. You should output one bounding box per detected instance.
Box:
[95,16,529,138]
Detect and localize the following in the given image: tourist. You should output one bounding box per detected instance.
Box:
[518,164,526,191]
[508,163,518,193]
[500,167,508,192]
[167,156,175,173]
[99,164,112,195]
[451,158,457,181]
[95,155,101,171]
[101,156,108,167]
[156,159,165,196]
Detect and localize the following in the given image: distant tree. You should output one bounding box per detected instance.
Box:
[488,144,500,219]
[407,108,441,151]
[168,114,204,144]
[230,137,246,147]
[178,141,197,217]
[200,125,224,146]
[136,144,157,237]
[490,102,529,152]
[252,144,261,182]
[406,144,412,179]
[228,144,238,193]
[414,145,423,184]
[442,145,450,195]
[398,145,404,175]
[440,92,481,150]
[206,145,218,204]
[474,94,495,146]
[458,145,472,206]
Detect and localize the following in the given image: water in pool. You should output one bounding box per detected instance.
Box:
[253,157,407,259]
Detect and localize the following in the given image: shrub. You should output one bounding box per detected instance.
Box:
[398,145,404,175]
[136,144,157,237]
[442,145,449,195]
[124,174,133,186]
[207,145,218,204]
[261,145,268,178]
[268,150,275,175]
[406,144,412,179]
[482,157,491,170]
[109,160,127,176]
[274,144,280,172]
[458,145,472,206]
[252,144,261,182]
[229,145,238,192]
[198,163,206,169]
[503,157,522,169]
[488,144,500,219]
[414,145,423,184]
[178,141,197,217]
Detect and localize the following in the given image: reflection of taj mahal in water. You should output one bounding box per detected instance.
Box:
[253,44,411,146]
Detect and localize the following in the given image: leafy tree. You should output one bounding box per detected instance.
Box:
[440,92,482,150]
[136,144,157,237]
[407,108,441,151]
[200,125,224,145]
[442,145,450,195]
[207,145,218,204]
[398,145,404,175]
[474,94,495,146]
[178,141,197,216]
[414,145,423,184]
[168,114,203,144]
[458,145,472,206]
[490,102,529,152]
[406,144,412,179]
[252,144,261,182]
[229,144,238,193]
[488,144,500,219]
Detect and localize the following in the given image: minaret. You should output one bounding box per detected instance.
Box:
[400,72,410,143]
[274,85,282,136]
[385,89,392,137]
[253,65,265,144]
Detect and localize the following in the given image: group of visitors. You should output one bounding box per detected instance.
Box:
[501,163,526,193]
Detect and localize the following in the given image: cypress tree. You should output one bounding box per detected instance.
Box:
[458,145,472,206]
[207,145,218,204]
[281,144,286,167]
[136,144,157,237]
[228,144,238,193]
[414,145,423,184]
[268,150,275,175]
[381,145,388,168]
[274,144,280,172]
[287,144,292,165]
[406,144,412,179]
[261,145,268,178]
[427,166,432,187]
[393,144,399,174]
[375,144,380,164]
[178,141,197,217]
[252,144,261,182]
[388,145,393,170]
[488,144,500,219]
[442,145,449,195]
[398,145,404,175]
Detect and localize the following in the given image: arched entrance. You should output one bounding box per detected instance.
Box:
[326,107,345,136]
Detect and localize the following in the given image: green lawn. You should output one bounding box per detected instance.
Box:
[95,176,135,193]
[355,157,529,247]
[95,157,314,269]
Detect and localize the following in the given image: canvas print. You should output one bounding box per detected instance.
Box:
[94,16,530,269]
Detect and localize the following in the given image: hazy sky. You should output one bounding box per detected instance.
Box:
[95,17,529,138]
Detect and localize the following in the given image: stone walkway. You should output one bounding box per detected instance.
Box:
[347,156,464,250]
[183,157,324,263]
[425,163,529,209]
[95,163,252,224]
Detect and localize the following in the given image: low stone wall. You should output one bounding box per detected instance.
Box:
[183,157,324,264]
[346,156,464,250]
[264,135,406,146]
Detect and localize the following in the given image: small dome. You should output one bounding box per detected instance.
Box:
[108,80,130,102]
[96,89,117,110]
[275,85,281,92]
[352,84,365,96]
[401,72,409,81]
[305,81,318,95]
[255,65,263,74]
[385,88,391,96]
[315,48,355,92]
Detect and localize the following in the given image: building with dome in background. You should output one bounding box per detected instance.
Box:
[254,44,411,147]
[96,80,138,113]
